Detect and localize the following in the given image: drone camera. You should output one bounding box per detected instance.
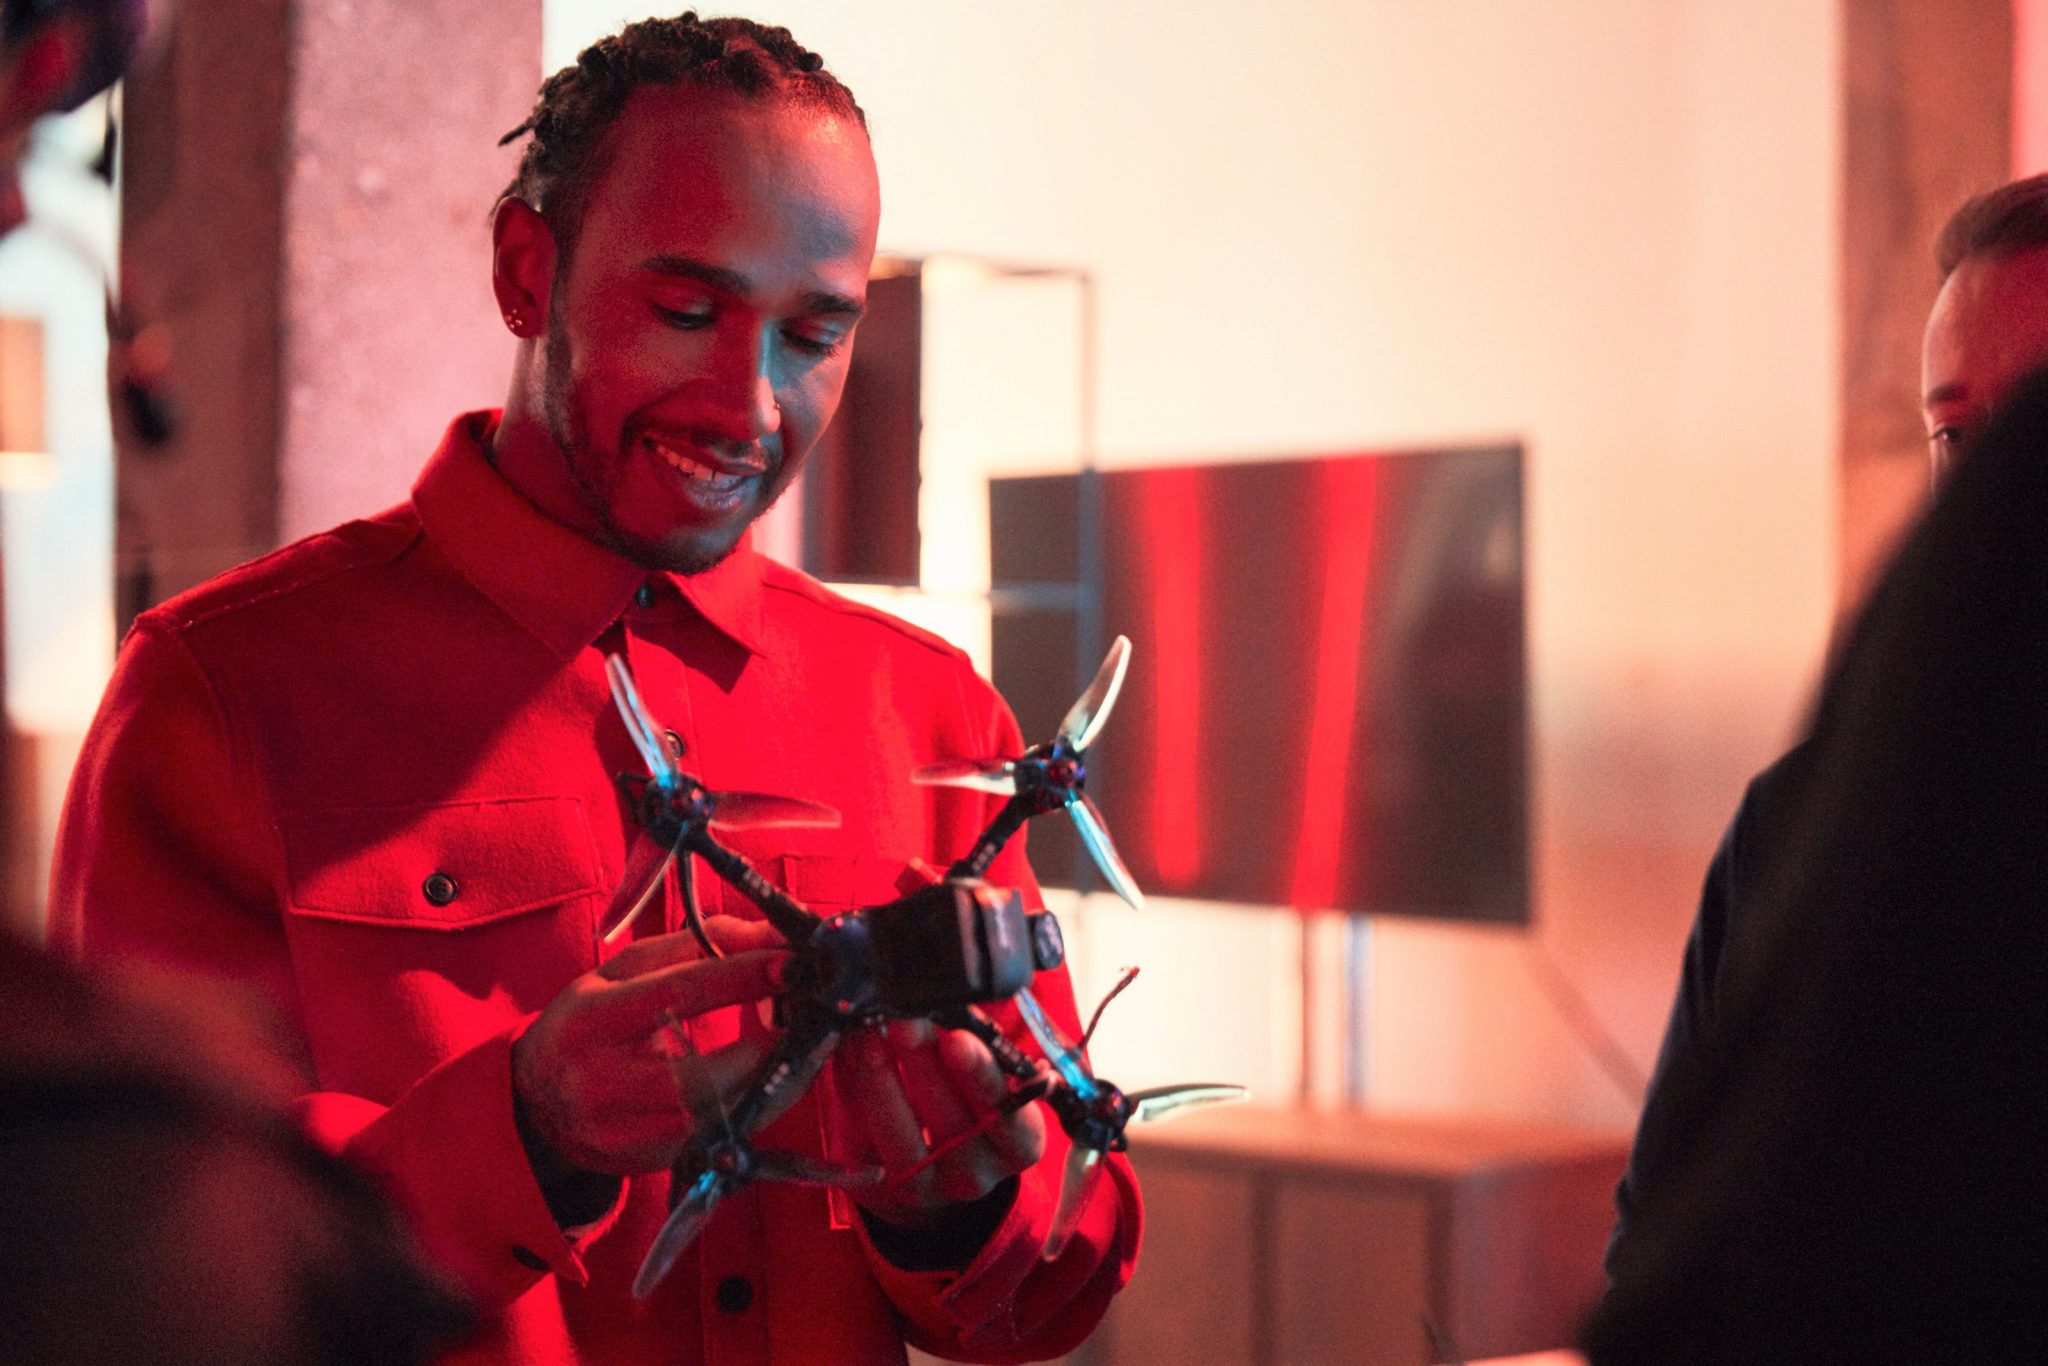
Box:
[865,880,1062,1017]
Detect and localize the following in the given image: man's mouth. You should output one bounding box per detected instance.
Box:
[642,435,769,494]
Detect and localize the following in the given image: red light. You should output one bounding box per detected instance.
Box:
[1140,467,1204,888]
[1288,459,1380,911]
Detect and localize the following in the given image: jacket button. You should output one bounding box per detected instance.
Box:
[511,1245,547,1271]
[422,872,459,906]
[635,582,656,609]
[714,1274,754,1313]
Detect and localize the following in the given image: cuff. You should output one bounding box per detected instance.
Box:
[859,1176,1019,1273]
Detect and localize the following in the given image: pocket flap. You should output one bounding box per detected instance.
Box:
[279,795,601,931]
[766,853,936,913]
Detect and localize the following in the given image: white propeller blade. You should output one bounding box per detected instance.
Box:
[605,653,677,787]
[1128,1083,1249,1125]
[1042,1145,1104,1261]
[1068,792,1146,910]
[911,758,1020,796]
[633,1169,721,1299]
[1058,635,1131,754]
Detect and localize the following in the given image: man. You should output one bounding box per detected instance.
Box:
[50,14,1137,1366]
[1601,174,2048,1305]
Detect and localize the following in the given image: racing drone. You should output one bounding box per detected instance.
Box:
[598,638,1244,1297]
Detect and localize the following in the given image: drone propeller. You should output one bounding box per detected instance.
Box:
[1067,791,1143,911]
[1058,633,1130,754]
[602,653,839,948]
[607,653,679,790]
[1012,983,1247,1260]
[633,1016,877,1299]
[914,636,1144,910]
[908,757,1019,796]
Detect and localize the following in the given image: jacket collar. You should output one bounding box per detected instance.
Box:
[411,410,766,662]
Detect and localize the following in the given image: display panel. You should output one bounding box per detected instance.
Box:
[990,448,1527,923]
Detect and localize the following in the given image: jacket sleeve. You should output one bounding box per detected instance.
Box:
[856,665,1142,1363]
[48,615,622,1309]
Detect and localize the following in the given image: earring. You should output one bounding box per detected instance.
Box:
[504,309,526,334]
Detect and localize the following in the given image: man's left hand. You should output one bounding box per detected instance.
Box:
[837,1018,1046,1230]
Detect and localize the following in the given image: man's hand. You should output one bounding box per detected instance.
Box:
[838,1018,1046,1231]
[512,918,789,1177]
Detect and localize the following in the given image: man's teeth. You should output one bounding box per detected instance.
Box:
[645,437,760,485]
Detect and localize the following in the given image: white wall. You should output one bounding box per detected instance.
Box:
[549,0,1842,1130]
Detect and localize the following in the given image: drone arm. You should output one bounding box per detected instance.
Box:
[935,1004,1045,1086]
[684,827,821,944]
[947,792,1037,882]
[723,1014,843,1139]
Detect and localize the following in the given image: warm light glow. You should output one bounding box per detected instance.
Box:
[0,449,54,489]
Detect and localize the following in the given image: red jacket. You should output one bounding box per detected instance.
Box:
[51,411,1139,1365]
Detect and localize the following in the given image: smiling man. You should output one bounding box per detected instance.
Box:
[51,15,1138,1365]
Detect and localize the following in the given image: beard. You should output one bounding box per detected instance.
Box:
[537,327,751,577]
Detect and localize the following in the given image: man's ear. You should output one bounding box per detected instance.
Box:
[492,196,557,338]
[0,21,87,128]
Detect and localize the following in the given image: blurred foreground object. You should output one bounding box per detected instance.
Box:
[0,932,479,1364]
[1585,365,2048,1361]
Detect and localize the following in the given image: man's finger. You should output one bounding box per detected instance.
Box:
[885,1019,977,1147]
[596,918,788,981]
[702,916,790,956]
[939,1028,1010,1108]
[840,1025,924,1164]
[597,948,787,1034]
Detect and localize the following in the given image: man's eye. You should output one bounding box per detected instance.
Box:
[1928,425,1969,475]
[653,303,714,329]
[782,326,847,357]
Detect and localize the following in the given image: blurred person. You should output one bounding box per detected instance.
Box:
[1582,348,2048,1365]
[1603,173,2048,1288]
[0,935,479,1366]
[49,12,1139,1365]
[1592,176,2048,1358]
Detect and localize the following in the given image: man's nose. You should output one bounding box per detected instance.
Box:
[702,330,781,442]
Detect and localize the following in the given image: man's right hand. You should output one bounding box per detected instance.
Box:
[511,917,790,1178]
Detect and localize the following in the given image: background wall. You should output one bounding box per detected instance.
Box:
[548,0,1843,1129]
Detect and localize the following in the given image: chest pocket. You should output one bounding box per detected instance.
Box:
[277,796,609,1101]
[278,795,603,930]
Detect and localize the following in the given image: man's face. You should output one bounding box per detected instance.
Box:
[1921,244,2048,475]
[536,86,879,573]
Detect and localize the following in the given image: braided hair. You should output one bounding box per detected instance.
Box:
[499,12,866,258]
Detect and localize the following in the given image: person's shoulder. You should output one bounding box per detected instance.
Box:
[756,556,978,672]
[1739,738,1817,825]
[136,505,423,638]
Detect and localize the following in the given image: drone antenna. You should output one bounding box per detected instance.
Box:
[1081,967,1140,1052]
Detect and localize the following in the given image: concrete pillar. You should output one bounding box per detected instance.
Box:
[1838,0,2011,615]
[115,0,540,621]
